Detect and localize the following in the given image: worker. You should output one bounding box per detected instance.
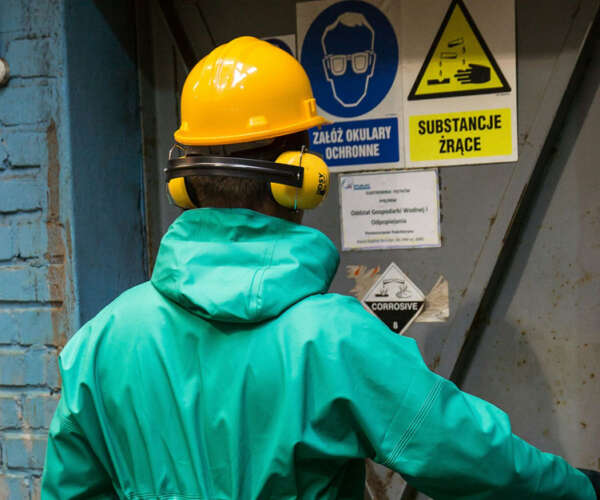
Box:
[42,36,598,499]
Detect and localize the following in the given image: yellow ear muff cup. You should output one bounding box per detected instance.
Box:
[167,177,197,209]
[271,151,329,210]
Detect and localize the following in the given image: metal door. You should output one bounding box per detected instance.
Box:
[135,2,600,497]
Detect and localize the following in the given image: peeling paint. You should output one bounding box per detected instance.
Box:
[346,265,381,301]
[415,275,450,323]
[46,120,68,352]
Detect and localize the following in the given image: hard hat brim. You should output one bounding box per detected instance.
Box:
[174,115,330,146]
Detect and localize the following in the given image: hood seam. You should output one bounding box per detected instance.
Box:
[250,234,279,319]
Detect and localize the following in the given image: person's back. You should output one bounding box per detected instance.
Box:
[41,37,598,499]
[42,209,370,498]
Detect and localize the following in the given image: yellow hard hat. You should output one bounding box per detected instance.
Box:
[174,36,328,146]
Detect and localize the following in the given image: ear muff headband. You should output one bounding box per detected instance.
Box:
[166,155,303,186]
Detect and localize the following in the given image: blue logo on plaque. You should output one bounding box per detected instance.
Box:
[301,1,398,117]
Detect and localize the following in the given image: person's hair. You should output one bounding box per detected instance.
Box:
[184,131,309,209]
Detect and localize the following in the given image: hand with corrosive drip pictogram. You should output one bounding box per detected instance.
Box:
[455,63,491,84]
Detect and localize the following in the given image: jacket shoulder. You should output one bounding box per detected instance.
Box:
[290,292,361,309]
[60,282,165,363]
[287,292,380,324]
[282,292,407,346]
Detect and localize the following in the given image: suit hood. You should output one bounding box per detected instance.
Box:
[151,208,339,322]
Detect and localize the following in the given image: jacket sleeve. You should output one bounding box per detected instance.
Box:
[382,373,595,499]
[41,324,117,499]
[42,396,116,499]
[326,298,596,500]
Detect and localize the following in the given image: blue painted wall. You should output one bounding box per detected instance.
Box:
[0,1,144,496]
[64,0,146,325]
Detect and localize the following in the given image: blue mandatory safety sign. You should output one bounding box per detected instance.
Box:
[309,117,399,166]
[300,0,398,118]
[264,38,294,56]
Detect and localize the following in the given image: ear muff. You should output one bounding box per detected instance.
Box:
[271,151,329,210]
[167,177,196,209]
[165,147,329,211]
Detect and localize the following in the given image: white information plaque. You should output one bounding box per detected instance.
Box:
[339,170,441,251]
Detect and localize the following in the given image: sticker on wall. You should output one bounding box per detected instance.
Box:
[339,169,441,251]
[297,0,403,172]
[403,0,517,167]
[407,0,510,100]
[348,266,450,324]
[263,34,297,58]
[414,275,450,322]
[361,263,424,334]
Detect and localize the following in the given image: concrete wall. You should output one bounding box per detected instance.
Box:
[0,1,145,496]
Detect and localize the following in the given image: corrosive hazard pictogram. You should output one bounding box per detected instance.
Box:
[408,0,511,100]
[361,263,424,334]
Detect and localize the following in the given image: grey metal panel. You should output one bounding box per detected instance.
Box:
[305,0,600,379]
[460,32,600,471]
[409,8,600,500]
[435,0,600,381]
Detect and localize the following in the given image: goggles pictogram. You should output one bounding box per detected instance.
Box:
[324,51,374,76]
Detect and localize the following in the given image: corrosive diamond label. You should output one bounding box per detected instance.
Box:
[361,263,424,334]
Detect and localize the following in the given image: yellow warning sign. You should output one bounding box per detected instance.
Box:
[408,0,510,100]
[409,108,512,161]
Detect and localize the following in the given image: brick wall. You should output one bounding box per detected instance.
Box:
[0,1,74,497]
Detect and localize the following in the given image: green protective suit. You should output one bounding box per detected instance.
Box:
[42,209,594,499]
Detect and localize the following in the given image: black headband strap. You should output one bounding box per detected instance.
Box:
[165,155,304,187]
